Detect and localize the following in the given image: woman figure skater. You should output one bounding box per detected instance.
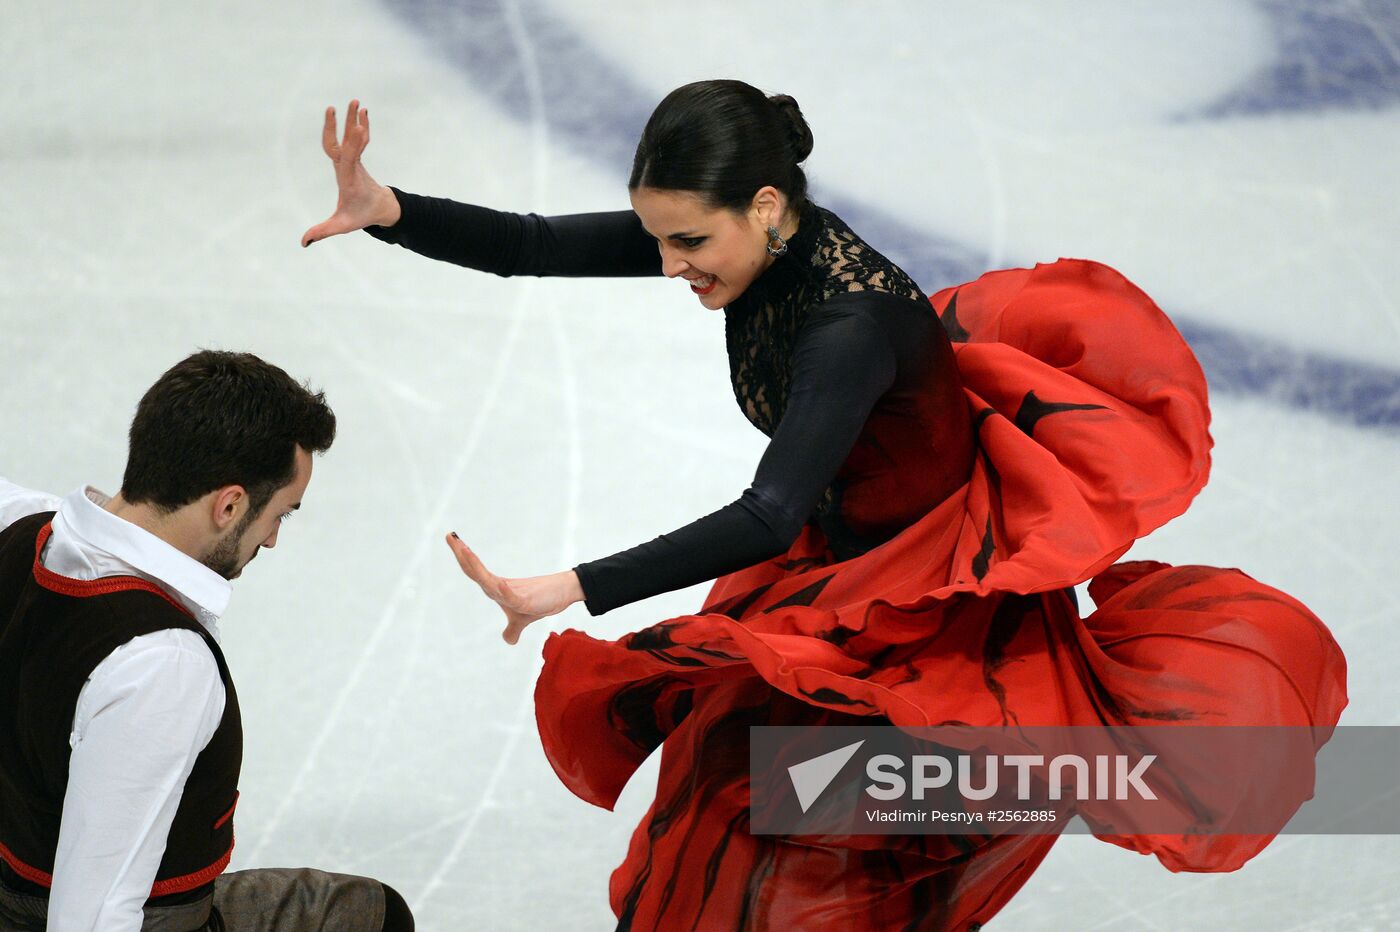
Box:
[304,81,1346,930]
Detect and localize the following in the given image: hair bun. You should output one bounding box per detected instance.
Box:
[768,94,814,162]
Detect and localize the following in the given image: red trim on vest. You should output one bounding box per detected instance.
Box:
[148,833,235,898]
[0,840,53,887]
[0,832,234,897]
[31,523,193,618]
[213,792,238,831]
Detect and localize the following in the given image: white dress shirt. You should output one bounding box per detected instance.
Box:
[0,478,232,932]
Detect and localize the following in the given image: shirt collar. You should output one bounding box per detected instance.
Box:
[55,486,232,626]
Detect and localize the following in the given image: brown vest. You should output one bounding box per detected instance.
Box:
[0,512,242,900]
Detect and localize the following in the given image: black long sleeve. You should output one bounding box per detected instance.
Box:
[365,187,661,277]
[574,293,899,615]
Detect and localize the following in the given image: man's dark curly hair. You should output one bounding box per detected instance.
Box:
[121,350,336,518]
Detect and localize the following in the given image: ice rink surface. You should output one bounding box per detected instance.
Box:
[3,0,1399,928]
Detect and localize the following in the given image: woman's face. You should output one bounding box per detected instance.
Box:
[629,186,779,310]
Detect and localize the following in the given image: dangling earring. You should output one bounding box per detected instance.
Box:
[765,226,788,259]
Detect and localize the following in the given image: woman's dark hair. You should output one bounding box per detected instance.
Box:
[121,350,336,516]
[629,79,814,213]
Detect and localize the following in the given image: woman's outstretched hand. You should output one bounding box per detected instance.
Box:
[445,533,585,645]
[301,99,402,247]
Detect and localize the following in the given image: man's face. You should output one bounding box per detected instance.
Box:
[202,446,314,580]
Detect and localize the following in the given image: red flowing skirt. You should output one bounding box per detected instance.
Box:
[535,260,1348,930]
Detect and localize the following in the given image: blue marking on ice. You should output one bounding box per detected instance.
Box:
[1195,0,1400,117]
[382,0,1400,429]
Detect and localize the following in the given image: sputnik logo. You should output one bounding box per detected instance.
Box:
[788,740,865,813]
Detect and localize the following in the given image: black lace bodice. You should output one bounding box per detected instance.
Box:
[724,204,929,436]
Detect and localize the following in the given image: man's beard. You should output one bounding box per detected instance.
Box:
[202,506,260,580]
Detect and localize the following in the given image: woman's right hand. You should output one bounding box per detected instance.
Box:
[301,99,402,247]
[444,534,585,645]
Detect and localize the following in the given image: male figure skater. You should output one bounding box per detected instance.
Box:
[0,351,413,931]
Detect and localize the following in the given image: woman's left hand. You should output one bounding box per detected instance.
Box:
[445,534,584,645]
